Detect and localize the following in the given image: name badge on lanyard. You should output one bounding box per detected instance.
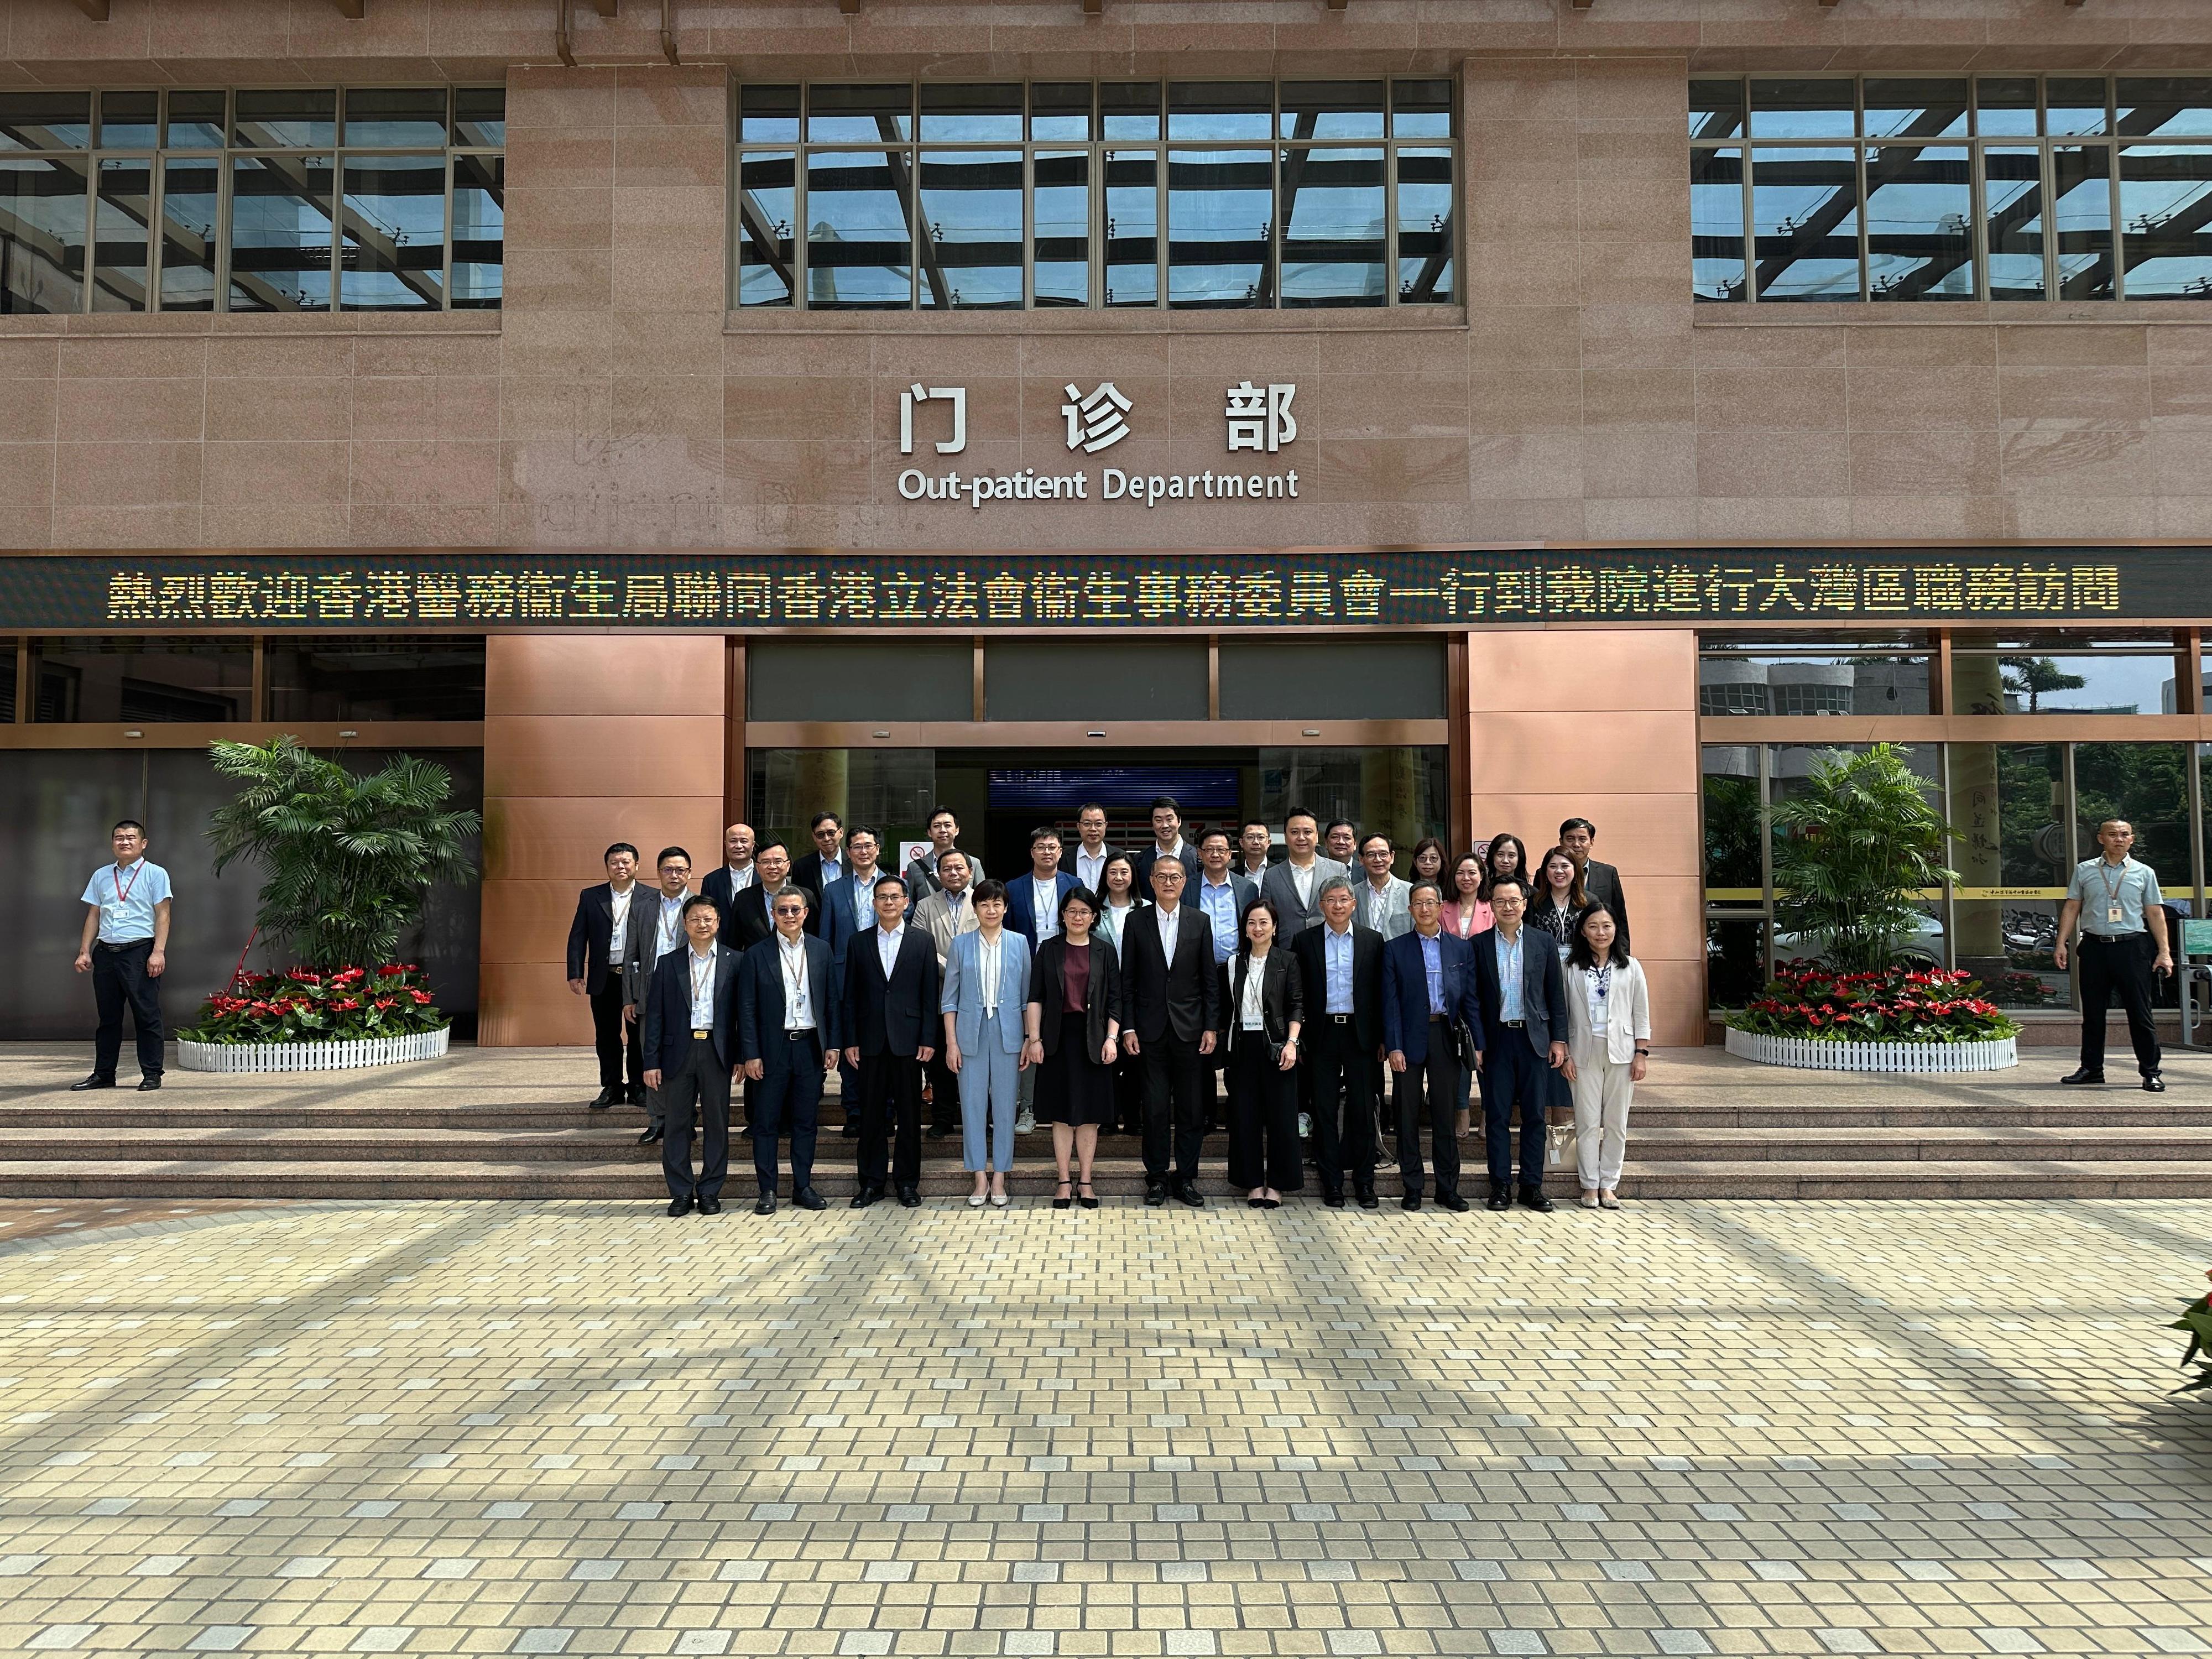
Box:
[2109,905,2125,926]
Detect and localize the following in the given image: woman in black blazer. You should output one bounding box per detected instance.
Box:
[1025,886,1124,1210]
[1219,896,1306,1207]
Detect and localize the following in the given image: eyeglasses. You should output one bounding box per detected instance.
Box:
[774,905,806,916]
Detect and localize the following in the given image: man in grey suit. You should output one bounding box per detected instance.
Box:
[1469,875,1570,1214]
[1260,806,1348,933]
[1354,832,1413,940]
[905,805,983,899]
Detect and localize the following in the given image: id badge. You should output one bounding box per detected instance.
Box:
[2108,905,2125,925]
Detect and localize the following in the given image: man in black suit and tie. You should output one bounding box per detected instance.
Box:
[843,874,941,1209]
[1470,875,1570,1214]
[1559,817,1630,957]
[700,822,758,932]
[791,812,846,904]
[721,840,786,952]
[737,884,841,1215]
[1291,876,1386,1209]
[1131,795,1202,893]
[1119,857,1220,1207]
[641,895,741,1217]
[565,842,653,1109]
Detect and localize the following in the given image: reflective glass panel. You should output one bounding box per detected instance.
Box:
[735,149,796,306]
[340,153,446,310]
[917,148,1022,309]
[2116,77,2212,139]
[452,87,505,148]
[1974,77,2040,139]
[1691,145,1747,301]
[157,154,220,310]
[1749,78,1856,140]
[0,155,86,314]
[1279,145,1383,306]
[96,91,159,149]
[345,87,448,148]
[1391,80,1454,139]
[1101,84,1161,140]
[91,154,151,312]
[919,83,1021,143]
[1689,79,1745,141]
[1032,149,1088,305]
[2053,144,2115,300]
[1699,654,1932,716]
[1953,650,2182,716]
[31,637,254,723]
[1168,82,1272,141]
[1752,146,1861,300]
[227,153,336,311]
[1395,147,1454,303]
[1949,740,2068,1007]
[233,88,336,148]
[739,85,800,144]
[265,637,488,721]
[449,154,502,308]
[1863,79,1967,139]
[2119,144,2212,298]
[2073,743,2190,890]
[1985,145,2047,300]
[1701,745,1763,902]
[807,84,910,143]
[0,91,89,150]
[1031,84,1093,142]
[2047,78,2109,137]
[1166,147,1272,306]
[1103,148,1158,305]
[165,92,226,150]
[1866,144,1973,299]
[804,148,912,307]
[1278,81,1384,140]
[1705,917,1768,1008]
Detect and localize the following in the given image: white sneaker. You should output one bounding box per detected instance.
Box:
[1014,1111,1035,1135]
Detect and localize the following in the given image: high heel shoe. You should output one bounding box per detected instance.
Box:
[1078,1183,1098,1210]
[1052,1181,1073,1210]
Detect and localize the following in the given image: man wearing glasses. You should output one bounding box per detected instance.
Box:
[738,886,842,1215]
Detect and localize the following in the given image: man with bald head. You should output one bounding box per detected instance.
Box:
[702,823,758,939]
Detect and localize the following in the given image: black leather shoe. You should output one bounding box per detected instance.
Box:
[590,1087,619,1109]
[840,1123,862,1138]
[666,1195,693,1217]
[70,1074,115,1092]
[1436,1192,1470,1213]
[926,1125,952,1140]
[1175,1182,1205,1208]
[1356,1187,1380,1211]
[1322,1190,1345,1209]
[2144,1073,2167,1093]
[1486,1189,1513,1212]
[1518,1187,1556,1213]
[1401,1192,1422,1211]
[851,1186,882,1209]
[2060,1068,2106,1085]
[137,1076,161,1092]
[897,1185,921,1208]
[794,1188,827,1211]
[753,1194,776,1217]
[1145,1182,1168,1207]
[639,1126,663,1145]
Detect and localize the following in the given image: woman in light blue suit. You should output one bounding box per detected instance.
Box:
[941,879,1031,1207]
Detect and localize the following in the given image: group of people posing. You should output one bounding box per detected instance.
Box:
[564,799,1651,1218]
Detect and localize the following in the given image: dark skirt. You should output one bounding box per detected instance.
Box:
[1036,1010,1117,1126]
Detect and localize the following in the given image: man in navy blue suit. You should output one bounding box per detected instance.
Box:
[1469,875,1569,1214]
[737,884,842,1215]
[641,895,742,1217]
[1381,880,1487,1213]
[817,825,895,1136]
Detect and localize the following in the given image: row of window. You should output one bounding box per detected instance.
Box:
[735,81,1457,310]
[0,637,487,725]
[1691,76,2212,302]
[1698,630,2207,718]
[0,88,504,315]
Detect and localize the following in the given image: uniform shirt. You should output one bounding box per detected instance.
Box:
[83,857,171,945]
[1031,876,1062,943]
[2068,855,2163,937]
[778,934,815,1030]
[606,883,635,966]
[1196,875,1241,963]
[686,946,717,1029]
[1494,927,1526,1024]
[1419,932,1446,1015]
[1322,922,1355,1014]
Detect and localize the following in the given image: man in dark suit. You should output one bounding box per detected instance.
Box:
[721,840,787,953]
[737,884,841,1215]
[1004,826,1078,954]
[1559,817,1630,957]
[565,842,653,1108]
[700,822,758,935]
[640,894,741,1217]
[1469,875,1570,1214]
[1291,876,1386,1209]
[842,874,941,1208]
[1119,857,1221,1207]
[819,826,896,1136]
[1131,795,1202,893]
[1382,881,1488,1213]
[791,812,846,904]
[622,846,698,1147]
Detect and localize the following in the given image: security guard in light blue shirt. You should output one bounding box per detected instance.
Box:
[72,819,173,1092]
[2056,819,2172,1092]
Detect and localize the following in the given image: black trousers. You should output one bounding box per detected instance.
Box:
[1482,1033,1550,1192]
[1306,1015,1378,1195]
[753,1031,825,1195]
[1225,1037,1302,1191]
[859,1051,924,1190]
[1139,1030,1208,1183]
[91,938,163,1079]
[589,978,643,1094]
[1395,1018,1464,1200]
[926,1052,959,1133]
[659,1036,732,1200]
[2078,931,2163,1077]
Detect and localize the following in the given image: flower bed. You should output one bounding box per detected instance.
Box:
[176,964,452,1073]
[1725,962,2021,1072]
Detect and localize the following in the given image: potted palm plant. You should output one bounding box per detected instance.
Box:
[177,737,480,1074]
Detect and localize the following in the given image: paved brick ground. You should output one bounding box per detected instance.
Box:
[0,1198,2208,1657]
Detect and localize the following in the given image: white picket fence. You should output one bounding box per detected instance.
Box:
[1724,1026,2016,1073]
[177,1026,451,1074]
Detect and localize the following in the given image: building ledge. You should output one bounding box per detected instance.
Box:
[724,307,1468,336]
[1695,299,2212,327]
[0,312,502,341]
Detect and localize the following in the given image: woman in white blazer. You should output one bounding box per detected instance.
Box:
[1559,904,1650,1210]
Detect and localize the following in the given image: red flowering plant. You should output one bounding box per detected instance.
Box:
[2172,1271,2212,1395]
[1726,960,2020,1046]
[179,963,448,1045]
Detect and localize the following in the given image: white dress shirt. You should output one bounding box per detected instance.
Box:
[779,934,815,1030]
[977,931,1005,1014]
[1074,847,1110,891]
[1154,902,1181,958]
[606,884,634,966]
[654,894,686,962]
[726,862,755,893]
[876,922,906,978]
[686,945,717,1029]
[1289,860,1318,906]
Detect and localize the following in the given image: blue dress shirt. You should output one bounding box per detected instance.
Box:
[1322,922,1354,1013]
[1196,875,1240,963]
[1495,928,1525,1023]
[1420,932,1445,1015]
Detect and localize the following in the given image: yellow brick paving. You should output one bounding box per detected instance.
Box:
[0,1199,2208,1659]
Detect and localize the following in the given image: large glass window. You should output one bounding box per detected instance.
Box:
[0,87,502,314]
[30,638,254,723]
[1949,634,2185,715]
[1691,75,2212,301]
[1699,635,1934,717]
[737,81,1455,310]
[264,637,487,722]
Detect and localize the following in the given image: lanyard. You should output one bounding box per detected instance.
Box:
[689,950,715,1007]
[2096,860,2128,903]
[112,861,143,906]
[659,899,684,951]
[780,940,808,1008]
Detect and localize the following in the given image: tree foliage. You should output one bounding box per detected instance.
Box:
[1770,744,1958,974]
[205,737,480,972]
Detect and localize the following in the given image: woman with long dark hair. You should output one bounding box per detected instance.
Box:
[1093,851,1147,1135]
[1026,886,1121,1209]
[1219,897,1305,1207]
[1561,903,1650,1211]
[1480,834,1530,905]
[1528,846,1589,956]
